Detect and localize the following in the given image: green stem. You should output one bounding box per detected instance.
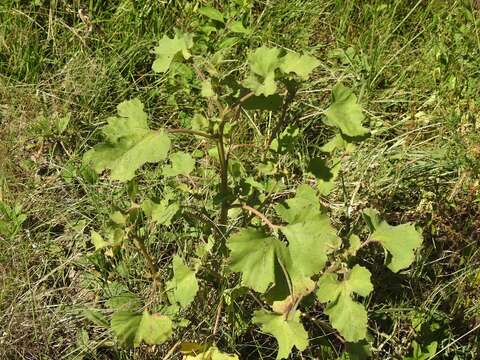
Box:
[166,128,215,139]
[133,235,166,303]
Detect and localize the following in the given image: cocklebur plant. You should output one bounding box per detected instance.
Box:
[81,5,423,359]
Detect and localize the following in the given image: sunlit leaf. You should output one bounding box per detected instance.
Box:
[166,255,199,308]
[324,83,368,137]
[227,228,285,292]
[243,47,282,96]
[253,310,308,360]
[111,310,172,347]
[83,99,170,181]
[280,52,319,79]
[163,151,195,177]
[316,265,373,342]
[152,31,194,73]
[141,198,179,226]
[372,220,422,272]
[198,6,224,23]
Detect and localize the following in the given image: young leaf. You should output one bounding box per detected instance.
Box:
[324,83,369,137]
[281,213,341,277]
[163,151,195,177]
[166,255,199,308]
[253,310,308,360]
[191,113,209,131]
[198,6,224,23]
[280,52,320,79]
[243,47,282,96]
[83,99,170,182]
[91,230,109,251]
[182,344,239,359]
[141,198,179,226]
[371,221,422,272]
[227,228,285,293]
[201,79,215,97]
[228,21,251,34]
[134,311,173,347]
[152,31,194,73]
[316,265,373,342]
[111,310,172,347]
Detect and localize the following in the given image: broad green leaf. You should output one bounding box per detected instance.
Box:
[321,133,357,153]
[275,184,320,224]
[111,310,172,347]
[371,221,422,272]
[198,6,224,23]
[316,265,373,342]
[152,31,194,73]
[347,234,362,256]
[228,21,251,34]
[227,228,284,292]
[281,213,340,276]
[83,99,171,182]
[325,295,369,343]
[243,73,277,97]
[253,310,308,360]
[91,230,109,251]
[324,83,368,137]
[111,311,142,347]
[134,311,173,347]
[280,52,320,79]
[163,151,195,176]
[106,291,141,311]
[141,198,179,226]
[182,344,239,359]
[166,255,199,308]
[243,47,282,96]
[201,79,215,97]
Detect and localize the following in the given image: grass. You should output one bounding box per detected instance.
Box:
[1,0,479,358]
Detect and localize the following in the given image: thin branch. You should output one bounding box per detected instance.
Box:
[358,238,378,250]
[237,204,280,232]
[166,128,215,139]
[213,297,223,337]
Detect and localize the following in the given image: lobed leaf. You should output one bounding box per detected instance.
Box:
[279,52,320,79]
[243,47,282,96]
[372,221,422,272]
[83,99,170,182]
[227,228,285,293]
[152,31,194,73]
[163,151,195,177]
[316,265,373,342]
[141,198,179,226]
[111,310,172,347]
[253,310,308,360]
[324,83,369,137]
[281,213,340,277]
[166,255,199,308]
